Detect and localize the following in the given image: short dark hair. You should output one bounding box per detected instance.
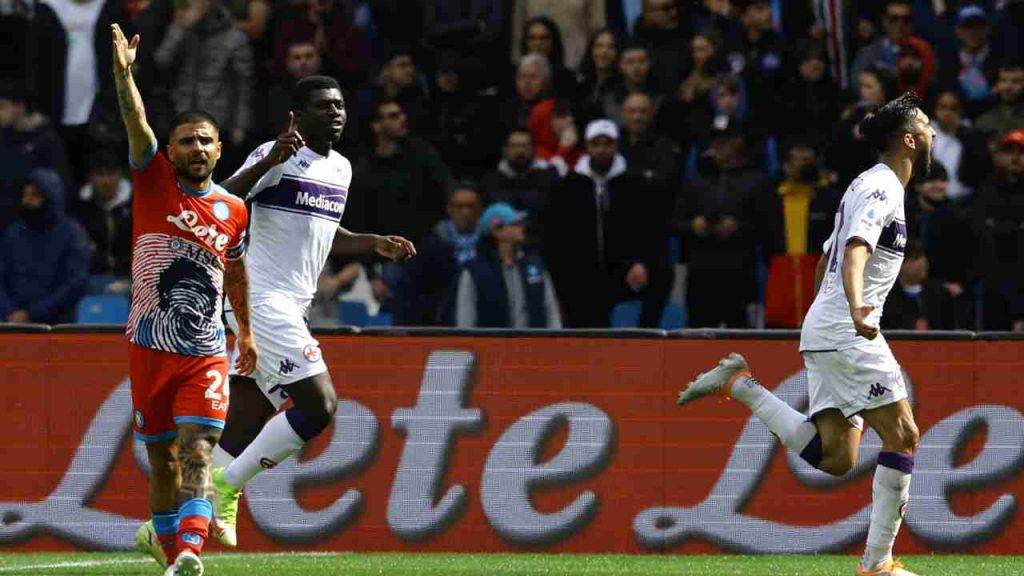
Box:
[0,80,30,105]
[169,109,220,139]
[292,75,342,110]
[372,98,401,122]
[998,60,1024,75]
[507,127,532,142]
[858,91,922,152]
[448,180,481,200]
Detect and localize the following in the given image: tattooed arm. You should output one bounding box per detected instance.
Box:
[225,257,258,375]
[111,24,158,168]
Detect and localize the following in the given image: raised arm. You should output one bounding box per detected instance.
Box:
[220,112,304,198]
[111,24,157,168]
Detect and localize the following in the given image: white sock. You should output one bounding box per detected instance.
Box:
[211,444,235,469]
[862,458,912,570]
[222,412,304,489]
[731,375,819,455]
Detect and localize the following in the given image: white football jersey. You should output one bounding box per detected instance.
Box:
[229,142,352,309]
[800,163,907,352]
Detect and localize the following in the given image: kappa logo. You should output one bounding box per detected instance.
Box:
[868,382,891,399]
[259,457,278,470]
[279,358,299,375]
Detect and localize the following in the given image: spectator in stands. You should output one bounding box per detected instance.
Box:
[730,0,786,107]
[421,0,505,83]
[931,90,990,199]
[355,48,431,138]
[499,54,551,136]
[479,128,559,221]
[272,0,370,88]
[619,92,679,190]
[0,82,70,231]
[428,55,493,179]
[263,41,323,139]
[693,0,744,55]
[601,42,661,123]
[351,99,452,245]
[894,37,936,100]
[826,68,896,185]
[33,0,130,184]
[979,129,1024,331]
[937,5,1002,119]
[975,62,1024,140]
[662,28,728,144]
[881,240,947,331]
[411,184,484,326]
[776,41,842,147]
[528,99,582,176]
[684,74,768,161]
[632,0,688,93]
[765,143,839,258]
[72,150,132,276]
[547,119,671,328]
[349,99,452,324]
[575,29,620,123]
[0,168,89,324]
[516,15,579,97]
[456,202,562,328]
[154,0,253,173]
[906,164,979,330]
[852,0,935,84]
[677,129,765,328]
[512,0,605,74]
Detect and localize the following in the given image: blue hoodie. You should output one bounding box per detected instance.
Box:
[0,168,90,323]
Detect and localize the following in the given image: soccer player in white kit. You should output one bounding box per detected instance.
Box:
[677,92,934,576]
[136,76,415,561]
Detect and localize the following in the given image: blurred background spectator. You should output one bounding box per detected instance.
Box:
[5,0,1024,330]
[456,201,561,328]
[0,169,89,324]
[72,149,132,277]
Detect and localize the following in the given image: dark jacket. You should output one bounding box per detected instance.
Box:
[545,154,670,327]
[408,219,477,326]
[348,137,452,243]
[906,195,982,286]
[0,169,90,323]
[462,245,549,328]
[33,0,129,132]
[154,6,254,133]
[479,159,559,237]
[72,179,133,275]
[631,23,689,93]
[0,118,70,231]
[620,131,680,193]
[881,280,949,330]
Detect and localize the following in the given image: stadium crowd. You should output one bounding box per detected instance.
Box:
[1,0,1023,331]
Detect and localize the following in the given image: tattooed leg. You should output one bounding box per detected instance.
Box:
[173,423,221,558]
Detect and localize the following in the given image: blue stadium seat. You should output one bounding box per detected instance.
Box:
[337,300,370,327]
[660,302,684,330]
[610,300,642,327]
[365,312,393,327]
[76,294,130,324]
[610,300,685,329]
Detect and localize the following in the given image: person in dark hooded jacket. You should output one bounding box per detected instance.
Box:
[0,168,90,324]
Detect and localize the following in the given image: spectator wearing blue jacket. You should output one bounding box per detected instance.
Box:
[455,202,562,328]
[0,168,89,324]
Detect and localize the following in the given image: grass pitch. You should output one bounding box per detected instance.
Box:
[0,552,1018,575]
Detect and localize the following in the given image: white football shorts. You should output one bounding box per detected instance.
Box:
[225,295,327,409]
[802,340,908,430]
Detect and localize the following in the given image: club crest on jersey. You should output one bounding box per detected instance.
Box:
[303,344,321,363]
[133,410,145,429]
[213,201,230,221]
[167,209,231,251]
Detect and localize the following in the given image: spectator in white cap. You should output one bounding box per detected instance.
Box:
[455,202,562,328]
[545,119,673,327]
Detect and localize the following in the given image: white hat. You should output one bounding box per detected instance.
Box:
[585,119,619,141]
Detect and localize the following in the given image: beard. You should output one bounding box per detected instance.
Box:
[914,147,932,178]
